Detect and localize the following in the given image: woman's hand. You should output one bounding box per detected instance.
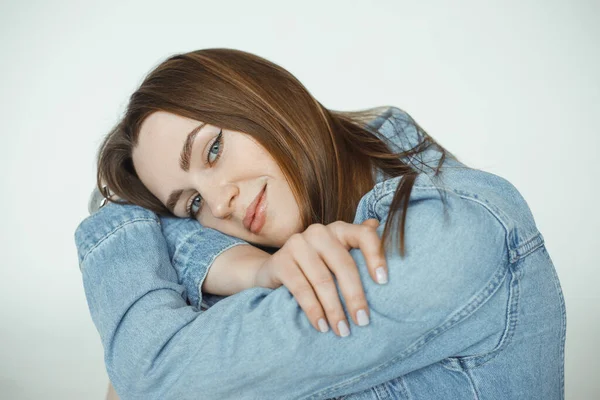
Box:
[253,219,387,337]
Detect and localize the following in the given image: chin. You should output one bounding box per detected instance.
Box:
[248,228,292,249]
[249,235,285,249]
[242,217,302,248]
[269,227,299,248]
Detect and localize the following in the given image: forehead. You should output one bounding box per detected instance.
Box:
[138,111,199,143]
[132,111,202,200]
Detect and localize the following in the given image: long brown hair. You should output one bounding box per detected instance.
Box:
[98,48,456,256]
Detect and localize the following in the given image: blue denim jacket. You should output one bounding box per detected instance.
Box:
[75,107,566,399]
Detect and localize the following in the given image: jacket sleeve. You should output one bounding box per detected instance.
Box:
[157,215,249,308]
[75,187,511,399]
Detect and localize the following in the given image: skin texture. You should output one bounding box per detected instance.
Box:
[132,111,304,248]
[131,111,385,339]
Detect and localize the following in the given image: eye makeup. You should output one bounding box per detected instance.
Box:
[185,129,224,217]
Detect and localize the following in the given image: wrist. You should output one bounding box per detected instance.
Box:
[252,257,276,289]
[203,245,271,295]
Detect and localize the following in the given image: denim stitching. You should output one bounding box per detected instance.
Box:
[308,255,508,399]
[508,233,545,264]
[371,182,516,261]
[172,232,246,307]
[459,363,482,400]
[384,376,410,398]
[545,247,567,399]
[171,230,211,305]
[373,383,392,400]
[79,218,159,267]
[452,263,521,369]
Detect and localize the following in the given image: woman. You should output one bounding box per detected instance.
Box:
[76,48,566,399]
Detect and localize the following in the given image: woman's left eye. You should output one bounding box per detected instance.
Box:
[187,194,202,217]
[207,129,223,165]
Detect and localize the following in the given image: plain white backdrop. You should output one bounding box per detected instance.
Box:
[1,0,598,398]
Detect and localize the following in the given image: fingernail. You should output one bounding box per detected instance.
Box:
[376,267,388,284]
[338,320,350,337]
[318,318,329,333]
[356,309,370,326]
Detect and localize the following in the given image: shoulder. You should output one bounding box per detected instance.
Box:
[366,106,413,131]
[367,106,425,151]
[356,174,514,355]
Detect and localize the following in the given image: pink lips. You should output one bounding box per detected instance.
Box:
[243,185,267,234]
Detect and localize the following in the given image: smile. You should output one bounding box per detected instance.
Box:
[243,184,267,234]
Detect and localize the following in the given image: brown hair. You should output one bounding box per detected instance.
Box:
[98,48,456,256]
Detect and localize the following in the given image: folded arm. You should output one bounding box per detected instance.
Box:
[75,184,509,399]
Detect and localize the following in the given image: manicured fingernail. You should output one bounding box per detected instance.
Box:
[338,320,350,337]
[376,267,388,284]
[318,318,329,333]
[356,309,370,326]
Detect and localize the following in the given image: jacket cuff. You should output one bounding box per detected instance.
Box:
[159,216,249,307]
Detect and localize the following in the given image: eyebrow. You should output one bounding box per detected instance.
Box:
[180,122,207,171]
[166,189,183,214]
[165,122,207,214]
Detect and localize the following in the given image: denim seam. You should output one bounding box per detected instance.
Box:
[372,182,516,264]
[459,363,482,400]
[450,264,521,369]
[544,247,567,399]
[79,217,159,267]
[373,181,512,236]
[308,254,508,399]
[415,185,512,235]
[172,234,247,308]
[416,184,546,264]
[385,376,410,398]
[508,232,545,264]
[416,185,541,265]
[170,230,213,305]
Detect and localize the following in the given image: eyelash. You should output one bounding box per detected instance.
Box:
[185,129,224,218]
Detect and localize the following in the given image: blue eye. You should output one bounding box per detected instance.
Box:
[186,129,222,218]
[187,194,202,217]
[207,130,223,165]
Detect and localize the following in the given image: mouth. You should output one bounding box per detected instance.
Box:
[243,184,267,234]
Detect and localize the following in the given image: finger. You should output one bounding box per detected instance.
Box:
[361,218,380,229]
[304,225,370,331]
[330,221,388,285]
[288,232,351,337]
[275,248,329,334]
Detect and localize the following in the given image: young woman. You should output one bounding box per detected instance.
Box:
[76,48,566,399]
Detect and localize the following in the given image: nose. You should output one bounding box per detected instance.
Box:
[207,183,239,219]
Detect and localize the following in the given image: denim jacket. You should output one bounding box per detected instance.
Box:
[75,107,566,399]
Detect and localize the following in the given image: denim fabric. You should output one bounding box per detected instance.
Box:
[74,107,566,399]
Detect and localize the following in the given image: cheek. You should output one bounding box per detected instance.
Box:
[197,210,241,238]
[278,186,304,233]
[196,210,218,230]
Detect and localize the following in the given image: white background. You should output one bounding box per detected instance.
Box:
[1,0,598,398]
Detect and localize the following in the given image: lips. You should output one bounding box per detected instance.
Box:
[243,184,267,233]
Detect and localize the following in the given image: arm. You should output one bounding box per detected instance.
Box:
[76,185,510,399]
[157,215,258,307]
[200,243,269,295]
[164,213,385,337]
[160,214,276,299]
